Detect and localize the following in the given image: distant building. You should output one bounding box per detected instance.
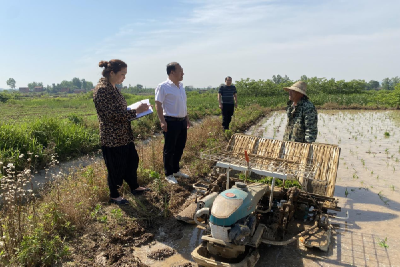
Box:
[59,88,69,93]
[34,86,44,92]
[19,87,29,93]
[74,89,85,93]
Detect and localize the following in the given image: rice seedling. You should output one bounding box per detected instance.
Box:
[378,237,389,249]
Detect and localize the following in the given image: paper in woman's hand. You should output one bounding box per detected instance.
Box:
[127,99,153,119]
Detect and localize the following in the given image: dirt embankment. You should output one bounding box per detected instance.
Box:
[64,175,199,266]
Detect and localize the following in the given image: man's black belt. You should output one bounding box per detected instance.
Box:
[165,116,186,121]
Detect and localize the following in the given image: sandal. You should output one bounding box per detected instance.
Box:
[109,198,129,205]
[131,187,151,195]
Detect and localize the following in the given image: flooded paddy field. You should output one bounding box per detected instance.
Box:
[145,110,400,267]
[247,110,400,266]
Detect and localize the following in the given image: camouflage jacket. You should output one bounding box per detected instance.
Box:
[283,98,318,143]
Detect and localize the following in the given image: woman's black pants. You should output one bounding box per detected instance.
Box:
[101,142,139,198]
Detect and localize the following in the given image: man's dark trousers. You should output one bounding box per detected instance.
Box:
[222,103,235,130]
[163,118,187,176]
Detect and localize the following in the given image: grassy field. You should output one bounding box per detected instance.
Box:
[1,80,399,173]
[0,91,222,172]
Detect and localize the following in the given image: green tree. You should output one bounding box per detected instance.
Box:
[81,79,87,91]
[72,77,82,89]
[367,80,380,90]
[86,81,94,90]
[300,75,308,82]
[28,82,43,90]
[272,75,291,84]
[391,76,400,88]
[6,78,16,89]
[382,78,392,90]
[60,80,73,89]
[394,83,400,106]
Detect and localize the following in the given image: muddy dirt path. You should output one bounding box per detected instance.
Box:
[29,152,103,192]
[143,110,400,267]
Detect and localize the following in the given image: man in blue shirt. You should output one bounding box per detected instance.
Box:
[218,76,238,130]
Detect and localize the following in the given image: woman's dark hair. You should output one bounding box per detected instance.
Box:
[225,76,232,81]
[166,62,180,75]
[99,59,127,78]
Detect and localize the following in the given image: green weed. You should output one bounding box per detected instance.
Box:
[378,237,389,249]
[99,215,108,223]
[111,208,124,222]
[91,204,102,219]
[17,226,69,266]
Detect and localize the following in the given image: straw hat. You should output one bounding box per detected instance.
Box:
[283,81,307,96]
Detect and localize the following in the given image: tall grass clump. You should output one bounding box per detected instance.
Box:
[0,157,71,266]
[0,155,109,266]
[0,116,99,172]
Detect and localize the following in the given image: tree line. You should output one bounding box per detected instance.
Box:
[235,75,400,97]
[4,75,400,96]
[5,78,94,93]
[48,78,94,93]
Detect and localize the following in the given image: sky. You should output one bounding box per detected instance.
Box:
[0,0,399,89]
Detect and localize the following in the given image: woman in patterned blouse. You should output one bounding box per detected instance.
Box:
[93,59,150,205]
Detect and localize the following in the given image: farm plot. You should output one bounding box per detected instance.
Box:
[246,110,400,266]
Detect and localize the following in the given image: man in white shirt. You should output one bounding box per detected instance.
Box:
[155,62,190,184]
